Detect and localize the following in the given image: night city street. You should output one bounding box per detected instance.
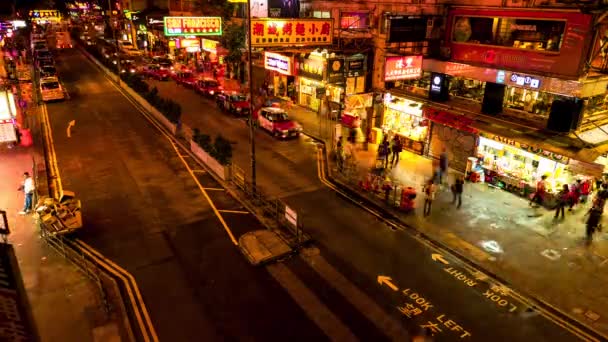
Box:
[42,47,601,341]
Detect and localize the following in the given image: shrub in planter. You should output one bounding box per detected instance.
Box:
[196,132,213,153]
[213,135,232,165]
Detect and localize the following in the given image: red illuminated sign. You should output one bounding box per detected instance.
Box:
[384,55,422,81]
[446,9,592,79]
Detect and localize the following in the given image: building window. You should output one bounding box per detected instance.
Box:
[503,87,554,117]
[449,77,485,103]
[313,11,331,19]
[340,12,370,30]
[452,16,566,52]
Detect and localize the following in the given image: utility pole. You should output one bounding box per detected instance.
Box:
[246,0,256,190]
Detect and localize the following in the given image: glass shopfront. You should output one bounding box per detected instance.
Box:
[299,77,323,111]
[449,77,485,102]
[383,94,429,155]
[393,71,431,97]
[503,87,554,117]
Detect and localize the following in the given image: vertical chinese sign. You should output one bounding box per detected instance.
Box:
[250,19,333,47]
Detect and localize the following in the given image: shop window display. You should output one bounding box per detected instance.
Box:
[383,95,429,154]
[452,16,566,52]
[394,71,431,96]
[584,94,608,117]
[449,77,485,102]
[504,87,553,117]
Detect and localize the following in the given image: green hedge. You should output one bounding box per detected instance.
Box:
[83,45,182,124]
[192,128,232,166]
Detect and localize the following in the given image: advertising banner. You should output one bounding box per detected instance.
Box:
[327,58,345,84]
[179,38,201,52]
[251,19,333,47]
[265,52,292,75]
[446,9,592,78]
[201,39,219,53]
[164,17,222,36]
[384,55,422,81]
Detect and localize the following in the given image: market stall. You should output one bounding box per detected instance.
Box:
[382,93,428,155]
[475,134,575,206]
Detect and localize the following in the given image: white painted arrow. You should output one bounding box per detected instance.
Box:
[66,120,75,138]
[431,253,449,265]
[377,275,398,291]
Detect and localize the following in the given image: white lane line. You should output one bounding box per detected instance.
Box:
[267,263,358,342]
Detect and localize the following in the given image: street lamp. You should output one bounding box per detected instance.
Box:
[229,0,256,190]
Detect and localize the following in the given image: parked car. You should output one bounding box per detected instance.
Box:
[39,65,57,78]
[172,70,198,87]
[39,76,65,102]
[195,78,222,97]
[217,92,250,116]
[142,64,170,80]
[257,107,302,138]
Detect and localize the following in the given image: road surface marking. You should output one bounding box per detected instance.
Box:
[300,250,409,340]
[202,187,225,191]
[267,263,357,341]
[313,146,605,342]
[218,209,249,214]
[100,72,239,246]
[192,169,206,173]
[66,119,75,138]
[377,275,399,291]
[40,104,63,199]
[75,240,158,342]
[431,253,449,265]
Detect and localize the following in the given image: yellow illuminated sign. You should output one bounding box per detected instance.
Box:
[251,19,333,47]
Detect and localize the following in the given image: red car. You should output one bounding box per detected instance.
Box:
[172,70,198,87]
[143,64,170,81]
[257,107,302,138]
[195,78,222,97]
[217,92,250,116]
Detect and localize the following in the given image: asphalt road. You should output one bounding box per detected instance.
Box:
[145,69,595,341]
[44,48,337,341]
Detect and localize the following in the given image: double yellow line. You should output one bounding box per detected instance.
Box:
[39,94,158,342]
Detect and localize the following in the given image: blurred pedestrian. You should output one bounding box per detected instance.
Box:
[423,179,436,217]
[584,205,602,244]
[568,179,582,211]
[336,136,345,172]
[580,179,592,204]
[378,136,390,169]
[529,175,548,207]
[554,184,569,220]
[439,148,449,184]
[390,135,402,166]
[18,172,35,215]
[451,176,464,209]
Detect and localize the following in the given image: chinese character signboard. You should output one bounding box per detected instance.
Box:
[296,57,325,81]
[164,17,222,36]
[384,55,422,81]
[179,38,201,52]
[251,19,333,47]
[265,52,292,75]
[202,39,219,53]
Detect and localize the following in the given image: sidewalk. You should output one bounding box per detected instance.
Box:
[288,102,608,335]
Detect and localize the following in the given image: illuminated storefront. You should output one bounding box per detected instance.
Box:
[296,55,325,111]
[383,93,428,155]
[0,91,17,144]
[475,133,581,202]
[265,52,294,99]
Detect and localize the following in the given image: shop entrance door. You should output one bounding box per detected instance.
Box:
[429,123,477,172]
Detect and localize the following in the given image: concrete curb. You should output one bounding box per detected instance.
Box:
[304,131,607,342]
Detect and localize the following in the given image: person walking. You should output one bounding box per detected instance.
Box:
[378,136,390,169]
[554,184,569,220]
[423,179,436,217]
[451,176,464,209]
[336,136,345,172]
[390,135,402,166]
[584,205,602,244]
[568,179,582,211]
[529,175,548,207]
[439,148,449,184]
[18,172,35,215]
